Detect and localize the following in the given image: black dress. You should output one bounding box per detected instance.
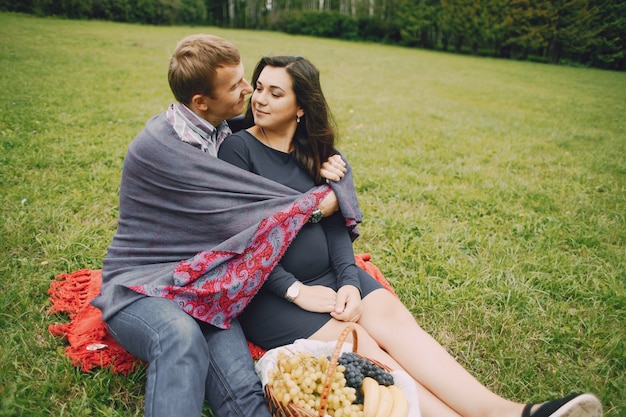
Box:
[218,131,383,349]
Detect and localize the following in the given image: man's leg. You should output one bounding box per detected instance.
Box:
[199,318,272,417]
[106,297,209,417]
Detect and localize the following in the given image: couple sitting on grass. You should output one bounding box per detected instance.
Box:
[91,34,603,417]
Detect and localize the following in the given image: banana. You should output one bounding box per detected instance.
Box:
[361,377,380,417]
[388,385,409,417]
[373,385,393,417]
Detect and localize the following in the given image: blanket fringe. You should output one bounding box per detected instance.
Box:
[48,269,142,375]
[48,254,392,374]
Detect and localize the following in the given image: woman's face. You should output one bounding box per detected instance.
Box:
[251,65,302,131]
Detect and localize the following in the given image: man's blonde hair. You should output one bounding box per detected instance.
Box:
[168,34,241,104]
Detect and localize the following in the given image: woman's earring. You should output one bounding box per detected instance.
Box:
[297,115,301,123]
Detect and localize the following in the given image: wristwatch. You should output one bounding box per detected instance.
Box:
[308,208,323,223]
[285,281,302,302]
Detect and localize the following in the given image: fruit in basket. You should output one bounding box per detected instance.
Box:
[388,385,409,417]
[339,352,394,389]
[361,377,380,417]
[373,385,393,417]
[362,376,409,417]
[267,350,364,416]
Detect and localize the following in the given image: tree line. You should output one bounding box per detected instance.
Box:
[3,0,624,70]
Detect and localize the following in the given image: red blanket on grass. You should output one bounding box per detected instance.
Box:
[48,253,394,375]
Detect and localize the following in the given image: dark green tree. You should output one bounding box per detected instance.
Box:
[440,0,484,54]
[394,0,439,47]
[588,0,625,69]
[544,0,600,64]
[502,0,552,59]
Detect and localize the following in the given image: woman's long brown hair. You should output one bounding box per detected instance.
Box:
[244,56,336,184]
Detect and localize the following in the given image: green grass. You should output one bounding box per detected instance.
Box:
[1,12,624,417]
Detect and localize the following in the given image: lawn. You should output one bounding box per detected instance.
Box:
[0,12,624,417]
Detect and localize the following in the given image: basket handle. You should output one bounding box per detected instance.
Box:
[317,325,358,417]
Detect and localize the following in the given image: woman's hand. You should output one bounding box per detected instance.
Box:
[293,284,337,313]
[320,154,347,182]
[330,285,362,322]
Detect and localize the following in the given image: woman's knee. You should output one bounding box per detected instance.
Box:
[363,291,415,324]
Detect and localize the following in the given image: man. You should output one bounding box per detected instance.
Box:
[92,34,346,417]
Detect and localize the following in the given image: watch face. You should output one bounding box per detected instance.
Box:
[286,282,301,301]
[310,209,323,223]
[288,285,299,297]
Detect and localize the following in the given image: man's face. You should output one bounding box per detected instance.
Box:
[205,62,252,126]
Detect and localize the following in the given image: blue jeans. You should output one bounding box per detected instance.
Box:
[106,296,272,417]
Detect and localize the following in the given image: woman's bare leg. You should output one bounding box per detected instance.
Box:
[357,289,524,417]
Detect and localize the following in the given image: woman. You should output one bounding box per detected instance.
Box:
[217,56,602,417]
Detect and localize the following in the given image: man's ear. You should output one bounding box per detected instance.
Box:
[190,94,209,112]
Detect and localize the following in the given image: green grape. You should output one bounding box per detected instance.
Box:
[269,350,364,416]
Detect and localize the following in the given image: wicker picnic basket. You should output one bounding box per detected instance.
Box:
[264,325,391,417]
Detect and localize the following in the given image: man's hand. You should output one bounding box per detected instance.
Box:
[293,284,338,313]
[320,154,347,182]
[316,155,346,218]
[330,285,362,322]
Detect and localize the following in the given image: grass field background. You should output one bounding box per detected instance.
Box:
[1,12,624,417]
